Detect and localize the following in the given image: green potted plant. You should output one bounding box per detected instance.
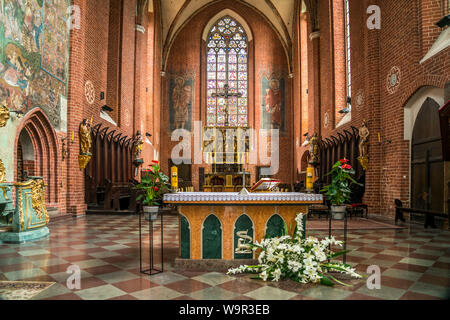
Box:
[136,160,170,220]
[320,159,362,220]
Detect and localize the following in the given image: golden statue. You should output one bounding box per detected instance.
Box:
[78,119,92,170]
[0,102,10,127]
[306,133,320,166]
[134,131,144,158]
[79,119,92,155]
[358,120,370,170]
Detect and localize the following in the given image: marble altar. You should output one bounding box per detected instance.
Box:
[163,192,323,262]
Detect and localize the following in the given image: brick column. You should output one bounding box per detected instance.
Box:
[309,31,321,135]
[66,0,88,216]
[362,0,382,216]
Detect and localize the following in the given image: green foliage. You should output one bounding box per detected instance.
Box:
[135,161,170,206]
[320,159,363,206]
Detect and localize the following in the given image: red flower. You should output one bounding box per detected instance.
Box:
[152,160,159,164]
[341,164,352,170]
[152,187,159,191]
[339,159,349,163]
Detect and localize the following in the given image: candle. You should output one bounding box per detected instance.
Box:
[72,131,74,141]
[378,132,381,143]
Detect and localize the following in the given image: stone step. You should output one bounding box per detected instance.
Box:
[0,226,12,233]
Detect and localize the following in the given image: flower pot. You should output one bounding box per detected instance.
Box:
[143,206,159,221]
[330,205,347,220]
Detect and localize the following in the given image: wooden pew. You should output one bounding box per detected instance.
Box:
[395,199,449,229]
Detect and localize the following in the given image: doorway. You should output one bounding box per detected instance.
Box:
[411,97,444,221]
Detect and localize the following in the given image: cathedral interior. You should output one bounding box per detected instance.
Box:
[0,0,449,304]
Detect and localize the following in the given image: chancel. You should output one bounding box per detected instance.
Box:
[0,0,448,303]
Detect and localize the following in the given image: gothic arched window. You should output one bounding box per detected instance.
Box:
[206,16,248,127]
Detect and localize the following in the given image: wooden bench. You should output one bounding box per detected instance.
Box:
[395,199,449,229]
[348,203,368,219]
[102,180,137,212]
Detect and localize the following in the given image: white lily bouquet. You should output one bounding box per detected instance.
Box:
[227,213,362,286]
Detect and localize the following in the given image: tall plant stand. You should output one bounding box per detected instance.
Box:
[328,208,348,264]
[139,210,164,276]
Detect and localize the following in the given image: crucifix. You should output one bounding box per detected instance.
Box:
[211,78,242,126]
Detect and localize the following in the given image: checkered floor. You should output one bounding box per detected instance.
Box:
[0,214,448,300]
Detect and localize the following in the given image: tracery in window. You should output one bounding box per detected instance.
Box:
[206,16,248,126]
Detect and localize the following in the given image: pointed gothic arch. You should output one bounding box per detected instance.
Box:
[14,108,59,207]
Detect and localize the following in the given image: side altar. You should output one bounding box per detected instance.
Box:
[163,192,322,263]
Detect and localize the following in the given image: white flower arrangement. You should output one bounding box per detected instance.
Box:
[227,213,362,286]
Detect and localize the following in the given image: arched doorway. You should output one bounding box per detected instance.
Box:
[411,98,444,218]
[16,129,36,182]
[15,109,59,207]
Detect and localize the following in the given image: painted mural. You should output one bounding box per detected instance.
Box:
[168,71,195,132]
[0,0,70,129]
[261,72,285,131]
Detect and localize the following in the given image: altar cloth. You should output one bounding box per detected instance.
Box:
[163,192,323,204]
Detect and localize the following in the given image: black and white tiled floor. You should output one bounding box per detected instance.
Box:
[0,214,448,300]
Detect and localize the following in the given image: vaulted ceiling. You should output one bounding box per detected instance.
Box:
[159,0,298,54]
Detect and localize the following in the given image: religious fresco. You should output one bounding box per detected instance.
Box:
[261,73,285,131]
[0,0,70,130]
[168,71,195,132]
[41,0,69,83]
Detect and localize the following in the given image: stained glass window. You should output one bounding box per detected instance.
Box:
[207,16,248,126]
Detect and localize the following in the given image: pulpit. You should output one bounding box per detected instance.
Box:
[0,177,50,243]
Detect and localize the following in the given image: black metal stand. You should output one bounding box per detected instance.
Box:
[328,208,348,264]
[139,210,164,276]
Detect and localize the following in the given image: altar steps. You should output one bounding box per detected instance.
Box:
[0,226,12,233]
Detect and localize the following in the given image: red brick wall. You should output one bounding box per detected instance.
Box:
[62,0,157,216]
[298,0,449,217]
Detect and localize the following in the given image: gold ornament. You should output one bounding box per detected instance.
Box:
[79,119,92,169]
[358,156,369,171]
[0,104,10,127]
[0,159,6,182]
[31,179,48,223]
[78,154,92,170]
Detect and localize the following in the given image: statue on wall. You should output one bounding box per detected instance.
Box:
[134,130,144,158]
[78,119,92,170]
[79,119,92,154]
[306,133,320,167]
[358,120,370,170]
[133,131,144,170]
